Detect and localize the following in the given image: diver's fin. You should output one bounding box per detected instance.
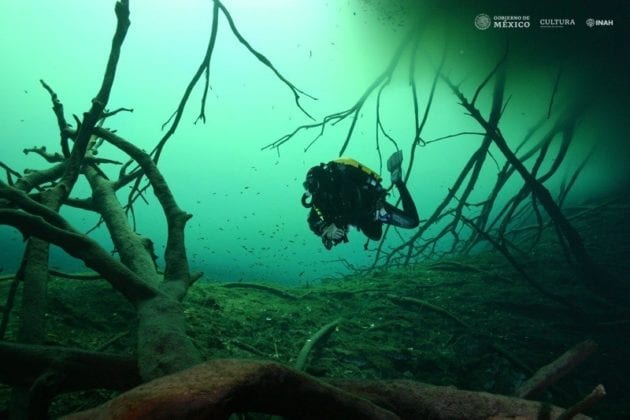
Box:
[387,150,403,184]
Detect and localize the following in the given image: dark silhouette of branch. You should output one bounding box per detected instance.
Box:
[471,44,509,107]
[0,181,72,229]
[377,148,478,267]
[194,1,219,125]
[558,145,595,207]
[372,42,446,266]
[471,120,555,245]
[102,107,133,119]
[547,64,563,119]
[0,340,139,392]
[377,53,504,266]
[154,0,313,163]
[216,0,315,119]
[441,73,607,291]
[40,80,72,158]
[0,185,159,303]
[156,0,219,153]
[0,164,67,197]
[22,146,120,166]
[57,0,130,201]
[262,27,417,154]
[0,162,22,186]
[424,131,486,145]
[124,0,312,218]
[495,125,577,245]
[461,216,585,316]
[404,37,444,184]
[22,146,66,163]
[374,82,400,174]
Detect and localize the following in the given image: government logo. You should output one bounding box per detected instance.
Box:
[475,14,491,30]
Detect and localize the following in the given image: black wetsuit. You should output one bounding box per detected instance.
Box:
[306,161,419,244]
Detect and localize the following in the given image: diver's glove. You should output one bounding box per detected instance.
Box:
[387,150,403,185]
[321,223,347,250]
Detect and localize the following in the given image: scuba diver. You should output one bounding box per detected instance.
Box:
[301,151,419,250]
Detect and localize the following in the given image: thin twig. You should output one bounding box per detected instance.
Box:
[0,162,22,185]
[262,27,416,153]
[195,0,220,124]
[102,107,134,119]
[424,131,485,145]
[471,44,509,106]
[547,64,563,119]
[216,0,315,118]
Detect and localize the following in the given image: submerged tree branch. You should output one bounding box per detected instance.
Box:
[515,340,598,399]
[216,0,315,119]
[294,318,340,371]
[62,359,589,420]
[262,27,417,154]
[441,73,606,291]
[0,207,158,302]
[40,80,72,158]
[94,127,195,295]
[0,340,139,392]
[57,0,130,200]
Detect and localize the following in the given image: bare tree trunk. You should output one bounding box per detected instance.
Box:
[15,239,49,345]
[136,296,201,380]
[9,186,66,420]
[84,163,201,380]
[8,238,51,420]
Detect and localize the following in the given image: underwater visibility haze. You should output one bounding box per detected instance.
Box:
[0,0,628,418]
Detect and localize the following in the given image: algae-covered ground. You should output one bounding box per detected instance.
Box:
[0,195,628,418]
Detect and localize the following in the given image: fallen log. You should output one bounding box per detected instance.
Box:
[515,339,598,398]
[0,340,139,392]
[61,359,592,420]
[62,359,397,420]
